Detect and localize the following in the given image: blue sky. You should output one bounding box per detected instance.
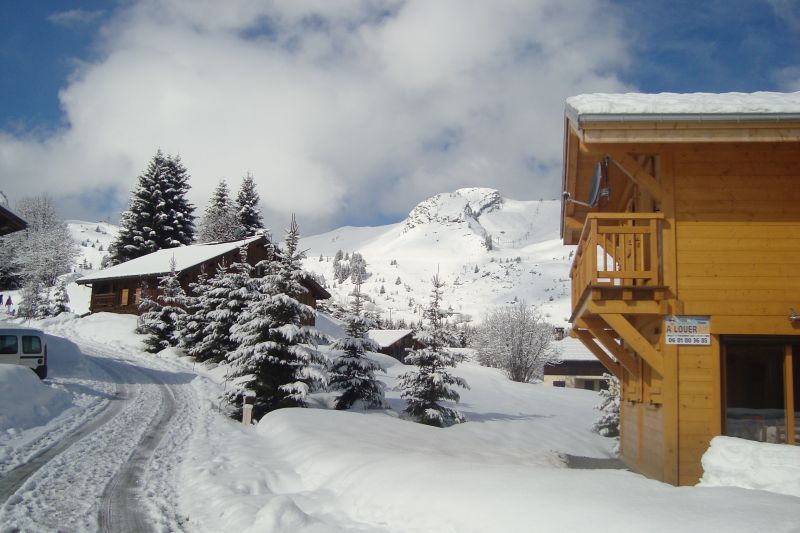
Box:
[1,0,798,232]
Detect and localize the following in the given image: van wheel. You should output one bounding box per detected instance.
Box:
[35,366,47,379]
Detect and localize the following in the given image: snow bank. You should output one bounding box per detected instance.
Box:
[0,365,72,432]
[699,436,800,498]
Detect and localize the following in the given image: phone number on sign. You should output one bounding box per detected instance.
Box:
[666,335,710,345]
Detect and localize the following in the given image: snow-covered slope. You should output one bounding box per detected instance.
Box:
[301,188,573,325]
[64,220,119,314]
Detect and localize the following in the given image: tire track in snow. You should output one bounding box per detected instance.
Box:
[0,341,191,532]
[0,357,126,504]
[98,362,179,533]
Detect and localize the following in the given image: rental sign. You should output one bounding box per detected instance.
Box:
[665,316,711,345]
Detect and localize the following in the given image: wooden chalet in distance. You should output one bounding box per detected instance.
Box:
[0,204,27,236]
[367,329,423,362]
[543,329,607,391]
[561,92,800,486]
[76,235,330,324]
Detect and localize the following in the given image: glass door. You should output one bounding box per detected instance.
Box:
[723,339,797,445]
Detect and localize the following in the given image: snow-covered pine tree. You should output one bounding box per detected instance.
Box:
[19,281,51,318]
[593,373,620,438]
[108,150,195,265]
[162,153,196,246]
[398,274,468,427]
[236,173,264,237]
[180,272,210,353]
[138,258,187,353]
[198,179,238,243]
[108,150,168,265]
[228,215,326,417]
[329,281,386,410]
[51,280,71,315]
[193,249,254,363]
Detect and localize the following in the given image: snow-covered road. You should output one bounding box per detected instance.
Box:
[0,324,196,532]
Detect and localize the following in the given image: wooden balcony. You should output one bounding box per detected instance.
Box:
[570,213,666,321]
[92,293,117,309]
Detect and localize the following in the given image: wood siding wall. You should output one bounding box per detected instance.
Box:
[672,142,800,484]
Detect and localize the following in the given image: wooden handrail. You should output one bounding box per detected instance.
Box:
[571,213,664,309]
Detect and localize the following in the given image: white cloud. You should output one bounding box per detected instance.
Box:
[3,0,632,233]
[48,9,104,27]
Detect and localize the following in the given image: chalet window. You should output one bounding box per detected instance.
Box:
[121,289,129,306]
[134,288,142,304]
[723,339,798,445]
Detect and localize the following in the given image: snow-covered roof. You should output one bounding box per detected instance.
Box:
[77,236,263,283]
[555,336,599,362]
[367,329,414,348]
[566,92,800,124]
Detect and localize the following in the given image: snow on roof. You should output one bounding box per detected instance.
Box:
[566,92,800,123]
[555,336,599,362]
[77,236,263,283]
[367,329,414,348]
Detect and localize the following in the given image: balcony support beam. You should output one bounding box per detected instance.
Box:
[578,317,639,376]
[606,152,663,203]
[573,329,623,380]
[601,313,664,377]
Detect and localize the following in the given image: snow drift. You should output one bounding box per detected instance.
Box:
[699,436,800,498]
[0,365,72,433]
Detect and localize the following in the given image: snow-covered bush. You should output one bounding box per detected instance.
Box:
[329,282,386,410]
[471,303,560,383]
[398,275,468,427]
[593,373,620,438]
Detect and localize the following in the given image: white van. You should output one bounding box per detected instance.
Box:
[0,326,48,379]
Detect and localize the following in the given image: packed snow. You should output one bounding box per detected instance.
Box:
[1,313,799,532]
[566,91,800,118]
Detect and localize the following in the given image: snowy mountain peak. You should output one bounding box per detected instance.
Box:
[404,188,503,232]
[301,189,574,325]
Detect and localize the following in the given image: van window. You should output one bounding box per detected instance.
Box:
[22,336,42,354]
[0,335,18,354]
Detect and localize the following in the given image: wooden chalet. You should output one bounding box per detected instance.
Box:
[544,332,607,391]
[0,204,27,236]
[367,329,423,362]
[561,92,800,485]
[76,235,330,324]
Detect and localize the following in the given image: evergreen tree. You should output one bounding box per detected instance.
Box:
[228,215,325,417]
[398,274,468,427]
[180,272,210,353]
[236,173,264,237]
[51,280,71,315]
[329,282,386,410]
[193,250,254,363]
[593,373,620,438]
[162,153,196,246]
[18,280,48,318]
[108,150,195,265]
[138,258,187,353]
[199,180,238,243]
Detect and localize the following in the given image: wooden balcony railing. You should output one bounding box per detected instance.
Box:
[570,213,665,311]
[92,293,117,309]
